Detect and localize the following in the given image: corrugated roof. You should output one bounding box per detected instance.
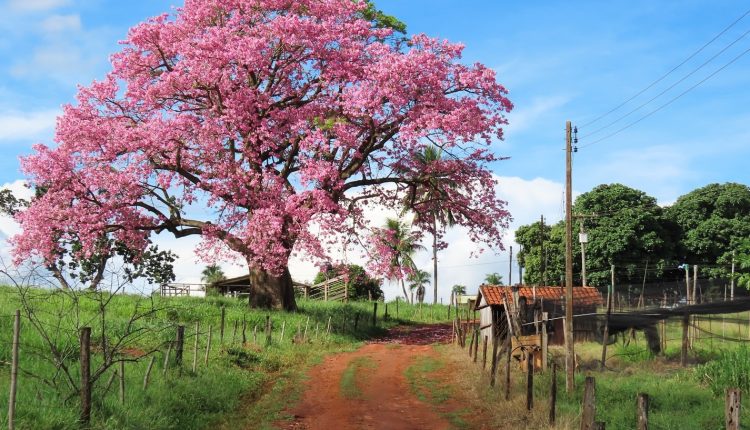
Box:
[478,285,603,307]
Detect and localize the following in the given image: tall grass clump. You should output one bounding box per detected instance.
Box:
[696,344,750,395]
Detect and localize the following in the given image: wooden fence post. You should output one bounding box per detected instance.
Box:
[143,356,156,390]
[326,316,332,338]
[482,335,488,370]
[242,318,248,345]
[581,376,596,430]
[726,388,741,430]
[280,321,286,343]
[637,393,649,430]
[265,315,272,346]
[372,302,378,327]
[549,362,557,425]
[232,320,238,345]
[681,311,689,367]
[79,327,92,426]
[119,360,125,405]
[205,325,212,365]
[220,306,225,345]
[542,312,548,372]
[504,337,511,401]
[468,328,476,358]
[526,351,534,411]
[489,333,499,387]
[162,342,172,376]
[175,325,185,367]
[473,329,480,363]
[192,321,199,373]
[8,310,20,430]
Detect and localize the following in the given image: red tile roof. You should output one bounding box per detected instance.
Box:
[477,285,603,308]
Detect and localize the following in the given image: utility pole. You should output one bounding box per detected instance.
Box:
[509,246,513,286]
[540,214,546,286]
[731,251,736,301]
[564,121,575,393]
[579,221,588,287]
[518,245,523,285]
[684,264,691,305]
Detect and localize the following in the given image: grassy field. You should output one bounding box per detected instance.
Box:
[445,314,750,429]
[0,285,450,430]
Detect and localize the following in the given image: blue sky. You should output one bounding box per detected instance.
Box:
[1,0,749,299]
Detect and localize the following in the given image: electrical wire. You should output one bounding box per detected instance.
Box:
[580,44,750,148]
[579,6,750,129]
[581,26,750,139]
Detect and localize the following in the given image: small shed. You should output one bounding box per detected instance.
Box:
[474,285,603,349]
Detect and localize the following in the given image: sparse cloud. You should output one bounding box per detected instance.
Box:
[507,95,570,135]
[7,0,69,13]
[0,110,58,142]
[40,14,81,33]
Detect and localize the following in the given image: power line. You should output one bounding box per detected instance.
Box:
[579,6,750,129]
[580,44,750,148]
[581,26,750,139]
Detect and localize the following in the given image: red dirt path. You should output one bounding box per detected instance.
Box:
[279,324,457,430]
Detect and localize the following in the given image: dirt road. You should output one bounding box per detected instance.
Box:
[280,324,471,430]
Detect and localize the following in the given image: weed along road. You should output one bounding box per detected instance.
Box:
[279,324,473,430]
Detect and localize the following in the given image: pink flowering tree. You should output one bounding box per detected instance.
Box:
[13,0,512,311]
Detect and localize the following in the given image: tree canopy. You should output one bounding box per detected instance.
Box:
[665,183,750,278]
[12,0,512,310]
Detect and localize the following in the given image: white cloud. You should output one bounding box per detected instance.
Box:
[7,0,69,12]
[506,95,571,135]
[40,14,81,33]
[0,110,58,142]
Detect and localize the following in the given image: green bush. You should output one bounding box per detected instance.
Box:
[696,345,750,395]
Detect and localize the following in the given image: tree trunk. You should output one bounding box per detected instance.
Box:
[400,278,409,302]
[248,267,297,311]
[48,265,70,290]
[433,219,438,305]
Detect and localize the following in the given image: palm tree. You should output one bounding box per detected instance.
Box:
[451,284,467,305]
[403,145,456,305]
[484,272,503,285]
[201,264,226,291]
[408,269,431,304]
[380,218,426,302]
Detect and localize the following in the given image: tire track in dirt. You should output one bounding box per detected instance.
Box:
[279,324,458,430]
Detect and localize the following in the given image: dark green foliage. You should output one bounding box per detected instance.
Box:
[517,183,678,287]
[313,264,384,300]
[360,0,407,34]
[665,183,750,279]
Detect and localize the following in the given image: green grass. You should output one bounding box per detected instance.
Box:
[340,356,376,399]
[404,355,470,429]
[0,286,452,429]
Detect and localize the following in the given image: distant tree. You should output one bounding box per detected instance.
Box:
[515,220,565,286]
[372,218,426,302]
[665,183,750,279]
[451,284,467,304]
[201,264,226,295]
[313,264,384,301]
[483,272,503,285]
[573,184,677,287]
[408,269,430,304]
[516,184,676,287]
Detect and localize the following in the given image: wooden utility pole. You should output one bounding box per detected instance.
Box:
[564,120,575,393]
[601,265,614,370]
[580,221,588,287]
[509,246,513,286]
[693,264,698,304]
[684,265,691,305]
[731,251,736,301]
[540,215,546,285]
